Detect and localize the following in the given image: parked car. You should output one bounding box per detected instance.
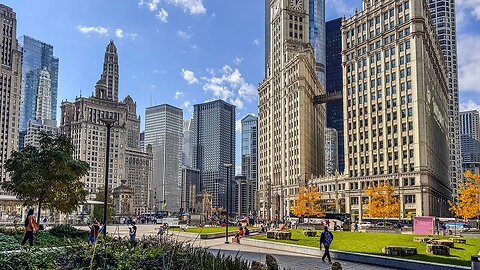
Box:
[359,221,374,229]
[445,223,472,233]
[375,222,394,228]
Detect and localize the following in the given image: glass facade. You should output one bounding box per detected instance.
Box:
[241,114,258,181]
[325,17,344,173]
[192,100,236,211]
[309,0,326,85]
[19,36,59,133]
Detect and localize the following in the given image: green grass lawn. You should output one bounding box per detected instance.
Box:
[171,227,256,234]
[252,230,480,267]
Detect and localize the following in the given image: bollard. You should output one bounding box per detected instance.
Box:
[472,256,480,270]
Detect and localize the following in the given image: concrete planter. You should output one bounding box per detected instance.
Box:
[382,246,418,256]
[413,237,438,243]
[426,244,450,256]
[449,238,466,244]
[302,230,317,237]
[431,240,455,248]
[266,230,291,240]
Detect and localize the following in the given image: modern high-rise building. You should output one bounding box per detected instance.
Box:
[101,41,119,102]
[325,128,338,176]
[0,5,22,184]
[61,41,152,215]
[241,114,258,182]
[460,111,480,174]
[240,114,258,218]
[265,0,326,85]
[192,100,236,211]
[325,17,345,173]
[340,0,451,217]
[182,120,194,168]
[144,104,183,213]
[428,0,461,197]
[19,36,59,133]
[258,0,326,220]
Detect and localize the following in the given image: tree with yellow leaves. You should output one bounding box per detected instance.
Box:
[449,171,480,219]
[292,186,325,218]
[364,182,400,218]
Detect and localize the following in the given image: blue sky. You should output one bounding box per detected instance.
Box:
[6,0,480,173]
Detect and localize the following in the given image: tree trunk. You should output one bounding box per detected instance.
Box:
[37,200,42,227]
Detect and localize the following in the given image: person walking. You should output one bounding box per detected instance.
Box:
[320,226,334,263]
[21,209,39,246]
[88,218,100,244]
[129,221,137,248]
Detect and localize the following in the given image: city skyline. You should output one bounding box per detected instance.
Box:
[2,0,480,175]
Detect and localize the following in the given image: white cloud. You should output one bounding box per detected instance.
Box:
[181,100,193,113]
[166,0,206,15]
[138,0,160,11]
[76,25,108,36]
[115,29,124,38]
[156,8,169,23]
[326,0,355,17]
[177,30,192,39]
[458,35,480,92]
[200,65,257,105]
[252,39,260,46]
[181,69,199,84]
[175,91,184,99]
[460,100,480,112]
[234,57,243,65]
[235,119,242,132]
[457,0,480,20]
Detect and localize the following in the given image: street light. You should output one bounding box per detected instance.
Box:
[224,163,233,244]
[100,117,117,236]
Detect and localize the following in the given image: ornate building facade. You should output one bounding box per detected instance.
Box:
[258,0,325,220]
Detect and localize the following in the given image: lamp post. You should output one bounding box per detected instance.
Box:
[224,163,233,244]
[100,117,116,236]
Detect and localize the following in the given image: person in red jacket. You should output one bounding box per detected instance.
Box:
[22,209,39,246]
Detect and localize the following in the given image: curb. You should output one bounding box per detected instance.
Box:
[241,238,470,270]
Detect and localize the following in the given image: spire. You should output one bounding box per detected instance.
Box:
[101,40,119,101]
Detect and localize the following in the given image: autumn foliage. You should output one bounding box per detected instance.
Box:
[449,171,480,219]
[364,183,400,218]
[292,186,325,218]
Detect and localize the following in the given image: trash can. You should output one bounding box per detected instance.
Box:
[472,256,480,270]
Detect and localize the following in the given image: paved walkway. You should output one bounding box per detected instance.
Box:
[89,225,392,270]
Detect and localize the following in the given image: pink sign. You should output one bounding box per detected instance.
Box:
[414,216,435,235]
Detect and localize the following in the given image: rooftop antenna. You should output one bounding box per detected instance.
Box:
[79,87,82,97]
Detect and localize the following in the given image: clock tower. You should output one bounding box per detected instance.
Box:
[258,0,325,220]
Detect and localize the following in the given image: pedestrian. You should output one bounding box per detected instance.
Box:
[42,216,47,229]
[354,222,359,232]
[245,227,250,236]
[326,219,330,228]
[129,221,137,248]
[320,226,334,263]
[239,226,245,237]
[88,218,100,244]
[21,209,39,246]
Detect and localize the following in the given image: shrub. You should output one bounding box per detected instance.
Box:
[0,233,21,251]
[48,224,88,239]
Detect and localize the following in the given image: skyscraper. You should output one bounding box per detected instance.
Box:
[428,0,461,197]
[0,4,22,184]
[460,111,480,174]
[19,36,59,133]
[182,120,194,168]
[265,0,326,85]
[259,0,325,220]
[341,0,451,217]
[61,41,152,215]
[325,17,344,173]
[192,100,235,210]
[101,41,119,101]
[240,114,258,217]
[144,104,183,213]
[324,128,338,176]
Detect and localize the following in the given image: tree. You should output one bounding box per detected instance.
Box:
[2,133,89,222]
[449,171,480,220]
[364,183,400,218]
[93,186,115,223]
[292,186,325,219]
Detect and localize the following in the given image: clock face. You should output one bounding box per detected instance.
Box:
[290,0,303,11]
